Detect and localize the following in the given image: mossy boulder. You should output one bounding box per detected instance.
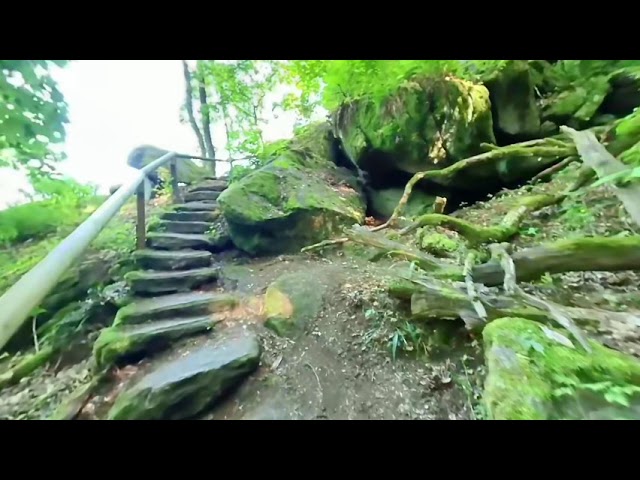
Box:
[482,61,540,141]
[418,230,463,258]
[218,123,366,255]
[127,144,208,184]
[369,187,436,220]
[483,317,640,420]
[332,75,495,186]
[542,75,612,126]
[264,269,330,337]
[107,327,261,420]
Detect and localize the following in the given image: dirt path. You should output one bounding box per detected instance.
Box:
[201,253,484,420]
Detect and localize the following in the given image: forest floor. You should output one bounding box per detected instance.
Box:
[1,162,639,420]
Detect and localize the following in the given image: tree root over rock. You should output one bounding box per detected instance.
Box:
[399,194,564,244]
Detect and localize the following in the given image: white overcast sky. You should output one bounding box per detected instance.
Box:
[0,60,300,209]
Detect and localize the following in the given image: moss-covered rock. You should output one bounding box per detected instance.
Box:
[369,188,436,220]
[333,75,495,185]
[133,249,212,271]
[264,269,330,337]
[483,317,640,420]
[482,61,540,140]
[124,267,219,295]
[218,123,366,255]
[93,316,216,369]
[114,291,239,326]
[107,327,261,419]
[127,144,208,184]
[542,75,612,126]
[418,230,463,257]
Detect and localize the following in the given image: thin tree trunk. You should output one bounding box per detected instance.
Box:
[198,77,217,177]
[181,60,206,158]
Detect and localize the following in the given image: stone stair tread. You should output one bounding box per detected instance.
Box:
[133,249,212,271]
[161,210,219,222]
[157,220,215,234]
[114,291,239,325]
[147,232,225,251]
[125,267,219,294]
[184,191,221,203]
[93,315,219,369]
[188,180,228,193]
[173,202,219,212]
[106,327,260,420]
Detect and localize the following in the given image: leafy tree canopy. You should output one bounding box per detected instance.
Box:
[0,60,69,177]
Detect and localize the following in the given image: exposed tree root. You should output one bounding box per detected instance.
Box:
[300,237,349,253]
[49,370,109,420]
[472,235,640,286]
[399,194,564,245]
[0,345,57,391]
[531,156,578,183]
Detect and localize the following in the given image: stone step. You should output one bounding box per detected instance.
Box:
[133,249,212,271]
[173,202,219,212]
[114,291,239,326]
[157,220,214,235]
[125,267,219,294]
[93,316,218,369]
[189,179,228,193]
[107,327,261,420]
[147,232,227,251]
[161,210,220,223]
[184,191,221,203]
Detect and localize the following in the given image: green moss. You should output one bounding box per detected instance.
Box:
[218,124,366,255]
[409,194,561,246]
[419,231,462,257]
[335,75,495,176]
[483,317,640,420]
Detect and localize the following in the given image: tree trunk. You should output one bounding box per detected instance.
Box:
[198,77,217,177]
[180,60,206,158]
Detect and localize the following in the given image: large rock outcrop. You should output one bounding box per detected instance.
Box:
[332,75,495,187]
[482,60,541,141]
[218,123,366,255]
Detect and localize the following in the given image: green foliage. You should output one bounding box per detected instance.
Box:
[196,60,285,159]
[283,60,509,114]
[0,61,69,172]
[0,177,100,245]
[547,60,640,90]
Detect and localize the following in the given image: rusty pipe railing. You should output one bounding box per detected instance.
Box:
[0,151,189,352]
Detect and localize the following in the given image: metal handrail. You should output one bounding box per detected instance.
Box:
[0,151,186,351]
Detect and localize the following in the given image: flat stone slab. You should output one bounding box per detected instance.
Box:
[114,291,239,325]
[161,210,220,222]
[189,180,228,193]
[133,249,212,271]
[147,232,228,251]
[107,328,261,420]
[184,191,221,203]
[93,316,217,369]
[125,267,219,294]
[173,202,219,212]
[157,220,214,235]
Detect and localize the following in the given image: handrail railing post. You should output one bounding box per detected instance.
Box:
[136,183,146,250]
[170,159,180,203]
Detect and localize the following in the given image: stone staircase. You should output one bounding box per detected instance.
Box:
[90,177,262,420]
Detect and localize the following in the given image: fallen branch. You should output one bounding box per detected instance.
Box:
[472,235,640,286]
[393,274,640,338]
[0,345,57,391]
[300,237,349,253]
[562,125,640,227]
[531,156,578,183]
[49,370,109,420]
[463,251,487,322]
[400,194,564,244]
[347,226,447,271]
[489,242,590,351]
